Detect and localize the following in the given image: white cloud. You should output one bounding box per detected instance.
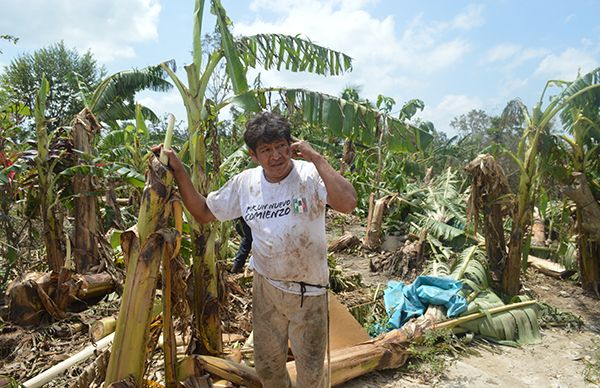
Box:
[483,44,548,69]
[449,4,485,30]
[419,94,483,135]
[535,48,599,80]
[137,88,186,124]
[483,43,522,64]
[0,0,161,63]
[234,1,477,105]
[564,14,575,24]
[500,78,529,99]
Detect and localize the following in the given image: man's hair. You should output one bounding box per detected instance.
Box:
[244,111,292,151]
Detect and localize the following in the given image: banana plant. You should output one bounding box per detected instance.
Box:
[501,67,600,296]
[156,0,353,355]
[77,65,172,127]
[554,69,600,294]
[34,76,66,272]
[425,244,540,346]
[158,0,435,354]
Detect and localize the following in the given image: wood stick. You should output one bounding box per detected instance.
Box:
[433,300,537,330]
[22,333,115,388]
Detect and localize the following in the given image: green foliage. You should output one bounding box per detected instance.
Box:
[450,109,492,138]
[234,88,432,152]
[423,241,541,346]
[402,168,472,245]
[455,293,541,346]
[406,328,457,377]
[0,41,105,128]
[537,302,583,330]
[0,34,18,54]
[86,65,172,124]
[237,34,352,76]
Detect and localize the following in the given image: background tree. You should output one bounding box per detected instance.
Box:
[450,107,525,190]
[0,34,18,54]
[450,109,492,141]
[0,41,106,129]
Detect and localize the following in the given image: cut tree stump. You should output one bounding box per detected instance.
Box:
[364,195,393,251]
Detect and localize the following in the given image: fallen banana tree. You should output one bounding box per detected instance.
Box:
[176,298,538,386]
[6,271,115,327]
[175,244,539,386]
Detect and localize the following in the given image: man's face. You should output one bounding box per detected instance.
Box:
[249,139,293,183]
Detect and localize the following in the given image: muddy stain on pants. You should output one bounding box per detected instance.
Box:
[253,272,327,388]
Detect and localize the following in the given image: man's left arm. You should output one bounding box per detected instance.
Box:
[291,140,357,214]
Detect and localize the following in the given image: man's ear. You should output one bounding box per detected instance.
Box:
[248,149,258,163]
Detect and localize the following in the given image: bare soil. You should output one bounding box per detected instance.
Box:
[1,214,599,387]
[334,247,600,388]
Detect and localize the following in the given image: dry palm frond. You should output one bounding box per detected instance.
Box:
[464,154,512,235]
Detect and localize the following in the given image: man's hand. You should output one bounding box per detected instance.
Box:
[150,145,216,224]
[290,139,357,214]
[290,139,322,164]
[151,145,184,175]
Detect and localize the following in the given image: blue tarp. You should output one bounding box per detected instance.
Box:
[381,275,467,331]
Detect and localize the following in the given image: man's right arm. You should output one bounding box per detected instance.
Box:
[160,147,216,224]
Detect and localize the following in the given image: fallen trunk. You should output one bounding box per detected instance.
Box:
[22,333,115,388]
[527,255,575,279]
[328,232,361,253]
[91,302,163,341]
[6,271,115,327]
[177,300,537,387]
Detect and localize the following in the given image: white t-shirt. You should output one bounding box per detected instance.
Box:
[206,159,329,295]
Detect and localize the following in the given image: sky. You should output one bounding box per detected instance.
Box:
[1,0,599,136]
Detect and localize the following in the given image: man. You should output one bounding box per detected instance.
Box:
[230,217,252,273]
[160,111,357,387]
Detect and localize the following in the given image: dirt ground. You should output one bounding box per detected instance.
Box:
[1,216,600,387]
[335,251,600,388]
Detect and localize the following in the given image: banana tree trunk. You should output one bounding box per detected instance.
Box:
[503,126,543,296]
[42,209,65,272]
[339,139,355,175]
[34,77,64,272]
[465,154,510,283]
[186,108,222,356]
[5,271,114,327]
[564,172,600,295]
[105,155,177,386]
[71,108,102,273]
[104,229,177,385]
[364,195,392,251]
[190,228,222,355]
